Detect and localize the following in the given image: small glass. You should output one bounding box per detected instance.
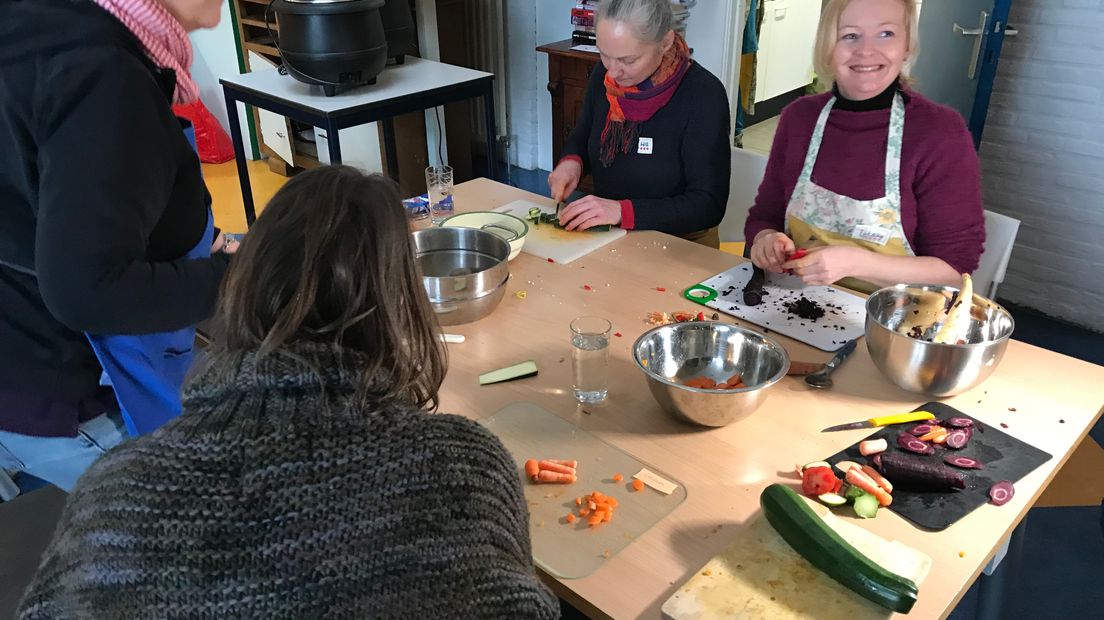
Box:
[425,165,454,225]
[570,316,611,404]
[403,198,431,230]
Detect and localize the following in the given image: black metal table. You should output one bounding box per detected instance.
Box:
[220,57,497,225]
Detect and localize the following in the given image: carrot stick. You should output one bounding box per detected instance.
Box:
[536,470,576,484]
[918,427,949,443]
[846,468,893,507]
[538,460,577,476]
[547,459,578,468]
[524,459,540,481]
[861,465,894,494]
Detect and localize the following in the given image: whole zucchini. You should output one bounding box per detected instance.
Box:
[760,483,919,613]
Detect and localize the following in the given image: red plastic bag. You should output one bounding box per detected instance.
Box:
[172,100,235,164]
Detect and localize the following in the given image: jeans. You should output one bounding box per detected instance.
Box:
[0,411,126,498]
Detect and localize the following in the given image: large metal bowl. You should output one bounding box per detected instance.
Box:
[865,284,1015,397]
[632,322,790,427]
[412,227,510,325]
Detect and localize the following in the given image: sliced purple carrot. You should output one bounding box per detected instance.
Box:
[946,417,974,428]
[944,455,985,470]
[989,480,1015,506]
[910,423,937,436]
[945,428,972,450]
[898,432,935,455]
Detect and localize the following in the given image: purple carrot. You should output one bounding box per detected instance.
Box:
[945,428,972,450]
[898,432,935,455]
[910,423,937,436]
[945,455,985,470]
[989,480,1015,506]
[946,417,974,428]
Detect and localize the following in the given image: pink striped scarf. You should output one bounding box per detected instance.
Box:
[92,0,198,104]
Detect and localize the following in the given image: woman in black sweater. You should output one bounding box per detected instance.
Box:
[548,0,732,247]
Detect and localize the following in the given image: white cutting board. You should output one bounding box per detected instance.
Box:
[687,263,866,352]
[662,506,931,620]
[494,200,627,264]
[480,403,686,579]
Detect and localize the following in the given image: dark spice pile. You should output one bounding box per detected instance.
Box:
[783,297,826,321]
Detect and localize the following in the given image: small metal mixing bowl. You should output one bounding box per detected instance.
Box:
[632,322,790,427]
[412,227,510,326]
[865,284,1015,397]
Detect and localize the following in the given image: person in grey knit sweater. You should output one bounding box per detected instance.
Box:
[18,166,560,619]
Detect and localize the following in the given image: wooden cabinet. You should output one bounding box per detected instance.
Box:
[538,40,600,193]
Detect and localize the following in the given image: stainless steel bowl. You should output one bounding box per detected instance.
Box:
[412,227,510,325]
[632,322,790,427]
[865,284,1015,397]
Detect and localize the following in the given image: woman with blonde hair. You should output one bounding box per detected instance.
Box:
[744,0,984,292]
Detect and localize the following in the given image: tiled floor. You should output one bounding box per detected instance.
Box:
[740,115,781,156]
[206,160,1104,619]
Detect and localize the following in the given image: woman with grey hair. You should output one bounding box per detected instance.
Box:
[548,0,731,248]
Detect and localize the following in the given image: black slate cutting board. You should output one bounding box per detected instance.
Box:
[824,402,1052,531]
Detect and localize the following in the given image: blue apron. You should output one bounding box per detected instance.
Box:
[84,123,213,436]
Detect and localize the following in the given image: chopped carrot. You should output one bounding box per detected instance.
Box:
[861,465,894,494]
[536,470,576,484]
[606,497,619,508]
[566,513,576,524]
[918,427,949,443]
[575,497,583,506]
[631,479,645,492]
[524,459,540,481]
[845,467,893,507]
[613,473,624,482]
[579,508,590,517]
[603,511,612,522]
[538,460,576,475]
[547,459,578,468]
[588,500,597,511]
[587,515,604,526]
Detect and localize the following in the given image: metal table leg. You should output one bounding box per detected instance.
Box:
[381,117,400,183]
[483,81,498,181]
[325,117,343,165]
[223,87,257,226]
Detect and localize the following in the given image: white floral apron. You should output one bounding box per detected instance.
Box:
[785,92,913,293]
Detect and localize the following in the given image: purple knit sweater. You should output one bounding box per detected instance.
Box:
[744,89,984,274]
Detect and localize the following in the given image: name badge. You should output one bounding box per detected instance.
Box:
[853,224,893,246]
[637,137,654,154]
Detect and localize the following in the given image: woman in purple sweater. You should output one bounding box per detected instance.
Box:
[744,0,984,292]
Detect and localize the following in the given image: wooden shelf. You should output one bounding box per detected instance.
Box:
[243,41,279,57]
[240,17,276,30]
[240,0,272,5]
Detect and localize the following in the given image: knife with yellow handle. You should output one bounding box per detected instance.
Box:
[821,411,935,433]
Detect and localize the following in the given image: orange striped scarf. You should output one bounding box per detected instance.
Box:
[600,34,691,166]
[93,0,198,104]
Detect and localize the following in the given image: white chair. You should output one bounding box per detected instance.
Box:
[973,210,1021,300]
[718,147,769,252]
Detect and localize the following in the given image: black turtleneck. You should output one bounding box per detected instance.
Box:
[832,79,901,111]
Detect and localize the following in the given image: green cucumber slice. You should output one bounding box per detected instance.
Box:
[853,492,880,519]
[479,360,538,385]
[818,492,848,507]
[843,483,866,502]
[760,483,917,613]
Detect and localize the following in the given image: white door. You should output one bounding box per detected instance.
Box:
[247,51,295,166]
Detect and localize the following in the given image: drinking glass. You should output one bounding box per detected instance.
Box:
[570,316,611,404]
[425,165,454,224]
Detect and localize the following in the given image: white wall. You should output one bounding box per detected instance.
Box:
[978,0,1104,330]
[514,0,736,172]
[189,5,255,158]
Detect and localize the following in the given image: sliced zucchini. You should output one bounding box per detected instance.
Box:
[479,360,538,385]
[802,461,831,471]
[760,483,918,613]
[818,492,848,507]
[843,483,866,502]
[853,492,880,519]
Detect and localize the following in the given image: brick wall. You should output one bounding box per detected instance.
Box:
[979,0,1104,331]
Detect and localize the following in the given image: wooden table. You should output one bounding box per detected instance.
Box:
[445,178,1104,619]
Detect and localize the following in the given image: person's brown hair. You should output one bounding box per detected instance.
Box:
[204,165,446,409]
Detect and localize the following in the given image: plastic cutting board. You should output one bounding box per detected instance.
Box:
[480,402,686,579]
[493,200,626,264]
[685,263,867,352]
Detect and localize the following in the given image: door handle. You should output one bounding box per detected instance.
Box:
[953,10,989,80]
[1004,27,1019,36]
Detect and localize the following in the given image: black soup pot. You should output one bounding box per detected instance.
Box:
[272,0,388,96]
[379,0,414,63]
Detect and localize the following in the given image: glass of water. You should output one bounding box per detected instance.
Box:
[570,316,611,404]
[425,165,454,225]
